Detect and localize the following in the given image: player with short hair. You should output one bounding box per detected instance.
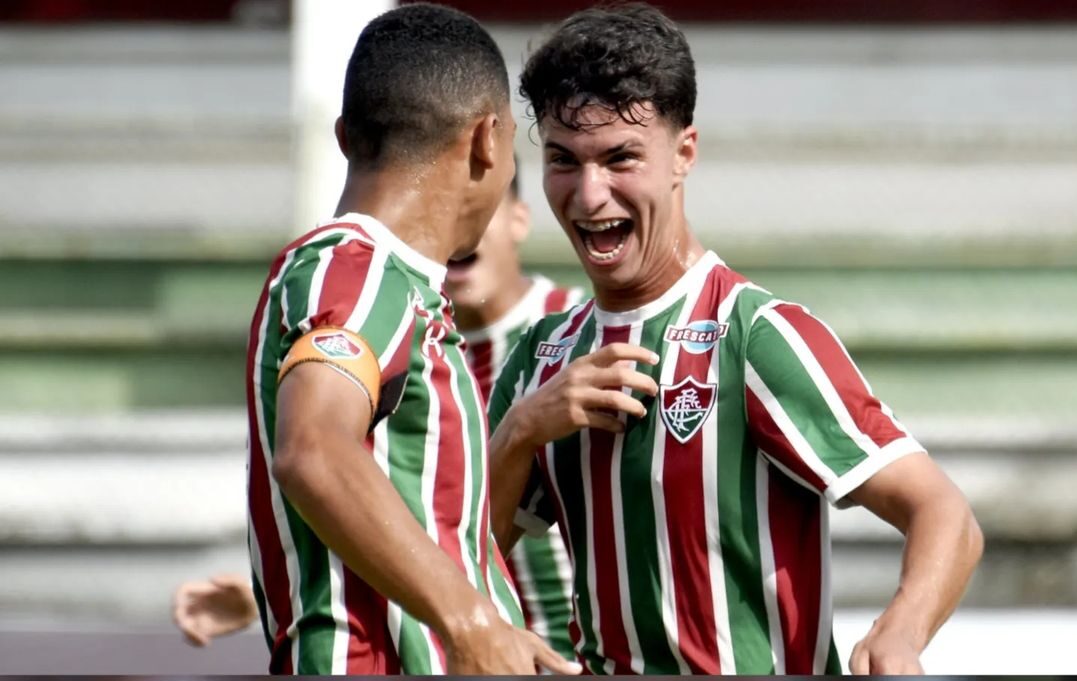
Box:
[488,3,983,675]
[246,4,577,675]
[175,171,583,665]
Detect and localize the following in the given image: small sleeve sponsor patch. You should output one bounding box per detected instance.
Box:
[278,327,381,412]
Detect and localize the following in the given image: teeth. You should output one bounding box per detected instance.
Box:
[574,219,627,233]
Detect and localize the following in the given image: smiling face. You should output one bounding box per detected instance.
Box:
[540,103,701,311]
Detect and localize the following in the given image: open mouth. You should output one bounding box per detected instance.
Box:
[446,252,478,282]
[573,218,634,264]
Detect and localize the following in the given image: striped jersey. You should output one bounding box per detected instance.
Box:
[488,251,924,675]
[460,275,584,660]
[246,213,522,675]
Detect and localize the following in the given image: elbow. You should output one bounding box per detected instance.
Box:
[965,508,985,567]
[271,434,323,501]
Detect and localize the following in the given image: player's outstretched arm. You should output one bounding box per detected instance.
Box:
[845,452,983,675]
[489,342,659,552]
[274,362,579,675]
[172,573,258,646]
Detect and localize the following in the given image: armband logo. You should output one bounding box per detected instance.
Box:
[312,332,364,360]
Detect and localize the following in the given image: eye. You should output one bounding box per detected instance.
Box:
[547,153,577,167]
[608,152,638,166]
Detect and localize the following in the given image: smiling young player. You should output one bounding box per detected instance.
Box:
[488,3,983,675]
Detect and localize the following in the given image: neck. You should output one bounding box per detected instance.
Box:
[335,164,464,265]
[454,273,533,331]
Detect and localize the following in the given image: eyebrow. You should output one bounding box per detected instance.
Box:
[544,141,639,157]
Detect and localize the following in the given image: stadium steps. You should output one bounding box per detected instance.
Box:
[0,411,1073,621]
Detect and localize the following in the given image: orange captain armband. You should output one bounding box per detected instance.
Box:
[278,327,381,413]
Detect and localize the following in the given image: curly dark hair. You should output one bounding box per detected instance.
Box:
[519,2,696,131]
[342,3,509,167]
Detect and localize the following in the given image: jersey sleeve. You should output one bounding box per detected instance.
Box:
[488,330,558,535]
[743,301,925,507]
[278,237,415,424]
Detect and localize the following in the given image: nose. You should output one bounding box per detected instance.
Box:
[573,163,611,214]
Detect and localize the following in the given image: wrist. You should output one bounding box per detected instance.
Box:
[498,399,542,453]
[431,592,500,645]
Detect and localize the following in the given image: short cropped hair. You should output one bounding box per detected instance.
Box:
[519,2,696,131]
[342,3,509,167]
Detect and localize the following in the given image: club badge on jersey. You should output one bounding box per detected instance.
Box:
[660,376,717,443]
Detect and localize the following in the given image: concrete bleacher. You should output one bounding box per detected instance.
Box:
[1,22,1076,643]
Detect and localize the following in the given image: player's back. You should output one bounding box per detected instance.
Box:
[245,214,521,674]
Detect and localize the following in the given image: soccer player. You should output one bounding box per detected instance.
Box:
[174,173,583,663]
[244,4,577,675]
[488,3,983,675]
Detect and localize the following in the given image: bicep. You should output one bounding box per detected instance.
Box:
[846,451,961,533]
[276,361,374,456]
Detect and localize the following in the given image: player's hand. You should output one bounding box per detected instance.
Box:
[848,620,924,675]
[442,603,582,675]
[515,342,659,447]
[172,573,259,647]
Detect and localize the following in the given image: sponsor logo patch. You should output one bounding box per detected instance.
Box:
[535,334,579,362]
[664,319,728,354]
[660,376,717,443]
[312,332,363,360]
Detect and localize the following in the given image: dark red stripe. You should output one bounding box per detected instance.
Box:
[467,338,495,403]
[344,554,401,674]
[745,389,829,493]
[246,254,296,673]
[771,304,906,449]
[537,301,594,387]
[545,287,571,314]
[588,323,634,673]
[767,468,823,674]
[304,240,372,330]
[661,269,722,673]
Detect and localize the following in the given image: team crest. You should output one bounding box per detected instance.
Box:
[664,319,728,354]
[660,376,717,443]
[535,334,579,363]
[312,332,363,359]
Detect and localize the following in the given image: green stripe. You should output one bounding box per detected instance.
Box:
[396,616,434,674]
[517,533,573,656]
[358,259,418,350]
[490,542,527,627]
[748,313,870,476]
[720,290,776,674]
[826,637,842,674]
[620,306,685,673]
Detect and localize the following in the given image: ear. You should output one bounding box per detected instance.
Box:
[508,198,531,244]
[334,116,348,159]
[672,125,698,187]
[470,112,500,172]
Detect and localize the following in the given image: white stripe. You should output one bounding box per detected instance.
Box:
[814,498,833,674]
[745,361,838,490]
[610,323,646,673]
[250,248,305,671]
[706,284,743,673]
[761,305,885,459]
[329,554,350,673]
[651,292,695,674]
[246,516,278,635]
[541,440,580,659]
[344,245,390,332]
[755,456,786,674]
[509,541,543,635]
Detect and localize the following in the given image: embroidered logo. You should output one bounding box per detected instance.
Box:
[422,323,447,359]
[312,332,363,359]
[664,319,728,354]
[660,376,717,443]
[535,334,579,362]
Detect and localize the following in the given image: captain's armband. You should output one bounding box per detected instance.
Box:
[278,327,381,413]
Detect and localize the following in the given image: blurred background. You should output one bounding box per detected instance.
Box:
[1,0,1076,674]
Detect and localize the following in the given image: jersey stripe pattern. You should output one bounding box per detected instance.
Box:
[461,276,584,661]
[246,213,522,675]
[488,251,924,675]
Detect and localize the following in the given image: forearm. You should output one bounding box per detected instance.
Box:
[876,493,984,649]
[275,436,491,638]
[489,401,540,551]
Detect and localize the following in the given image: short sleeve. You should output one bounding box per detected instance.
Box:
[744,301,924,506]
[279,237,416,424]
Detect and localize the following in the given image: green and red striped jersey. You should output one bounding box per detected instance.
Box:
[489,251,924,675]
[461,275,584,661]
[246,213,522,675]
